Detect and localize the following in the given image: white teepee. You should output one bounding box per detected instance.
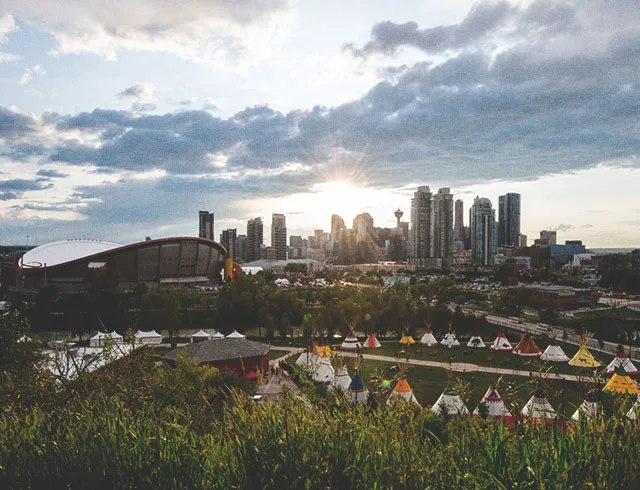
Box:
[341,335,362,350]
[432,385,469,416]
[540,343,569,362]
[386,378,421,408]
[348,369,369,405]
[311,357,335,387]
[626,394,640,420]
[490,332,513,351]
[419,329,439,346]
[440,332,460,348]
[606,351,640,375]
[330,365,352,392]
[521,393,557,419]
[467,336,486,348]
[473,387,511,417]
[571,399,600,421]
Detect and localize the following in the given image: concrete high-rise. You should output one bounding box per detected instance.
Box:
[432,188,454,261]
[220,229,237,261]
[271,213,287,260]
[237,235,248,262]
[454,199,465,251]
[409,186,433,267]
[246,217,263,262]
[498,193,521,248]
[471,196,498,267]
[539,230,557,245]
[198,211,214,240]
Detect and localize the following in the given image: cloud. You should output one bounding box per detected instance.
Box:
[0,52,21,62]
[118,83,154,100]
[0,12,18,42]
[0,178,53,194]
[547,224,574,232]
[3,0,294,64]
[19,65,45,85]
[131,102,157,112]
[0,106,39,140]
[36,169,68,178]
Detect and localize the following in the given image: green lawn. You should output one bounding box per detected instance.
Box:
[269,349,294,360]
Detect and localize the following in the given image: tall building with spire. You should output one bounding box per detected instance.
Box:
[432,187,454,263]
[271,213,287,260]
[471,196,497,266]
[498,192,521,248]
[409,186,433,267]
[246,217,263,262]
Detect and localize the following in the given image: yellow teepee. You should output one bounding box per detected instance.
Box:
[314,345,332,358]
[603,368,639,395]
[568,336,601,368]
[399,335,416,345]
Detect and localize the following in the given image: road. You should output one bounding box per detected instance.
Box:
[271,346,583,382]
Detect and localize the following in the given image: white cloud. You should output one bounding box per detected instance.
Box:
[118,83,154,100]
[0,51,21,62]
[19,65,45,85]
[0,12,18,42]
[3,0,295,66]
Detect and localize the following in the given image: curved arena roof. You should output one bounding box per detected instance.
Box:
[19,239,122,268]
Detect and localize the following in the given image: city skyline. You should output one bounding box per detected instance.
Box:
[1,1,639,247]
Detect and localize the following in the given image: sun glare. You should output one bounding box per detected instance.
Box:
[311,180,371,220]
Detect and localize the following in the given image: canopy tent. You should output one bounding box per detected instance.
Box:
[386,378,421,408]
[490,332,513,351]
[109,331,123,341]
[521,393,557,419]
[340,335,362,350]
[330,365,352,392]
[512,335,542,357]
[606,350,640,376]
[432,385,470,416]
[627,394,640,420]
[440,332,460,348]
[190,330,211,343]
[568,343,601,368]
[348,369,369,405]
[363,333,381,348]
[134,330,162,345]
[571,397,600,421]
[211,331,225,339]
[540,342,570,362]
[226,330,246,339]
[314,345,332,357]
[603,367,639,395]
[399,335,416,345]
[419,327,439,347]
[311,357,335,387]
[90,331,122,347]
[473,387,512,418]
[467,335,486,348]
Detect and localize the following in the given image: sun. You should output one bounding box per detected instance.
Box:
[309,180,373,221]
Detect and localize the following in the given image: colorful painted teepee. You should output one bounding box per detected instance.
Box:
[348,356,369,405]
[571,392,600,421]
[363,332,381,348]
[626,394,640,420]
[399,333,416,345]
[568,335,601,368]
[340,325,362,350]
[419,323,439,347]
[474,386,512,418]
[603,367,639,395]
[311,356,335,387]
[521,391,557,419]
[467,334,486,348]
[387,377,421,407]
[606,348,640,375]
[441,332,460,348]
[432,384,469,416]
[314,344,332,358]
[513,335,542,357]
[490,332,513,351]
[330,364,352,392]
[540,340,569,362]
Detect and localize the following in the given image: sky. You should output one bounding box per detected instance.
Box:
[0,0,639,248]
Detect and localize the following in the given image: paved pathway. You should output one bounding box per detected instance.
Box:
[270,346,582,382]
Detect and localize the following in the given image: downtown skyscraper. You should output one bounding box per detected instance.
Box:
[409,186,433,267]
[198,211,214,240]
[498,192,521,248]
[246,217,263,262]
[454,199,465,251]
[432,187,454,263]
[471,196,498,266]
[271,213,287,260]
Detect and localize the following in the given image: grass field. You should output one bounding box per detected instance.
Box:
[269,348,294,360]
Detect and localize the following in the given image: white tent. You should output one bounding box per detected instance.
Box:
[386,378,421,408]
[440,332,460,348]
[540,343,570,362]
[340,335,361,350]
[330,365,352,392]
[521,394,557,419]
[571,399,600,421]
[274,278,290,287]
[473,387,511,418]
[467,336,486,348]
[431,385,469,416]
[191,330,211,343]
[226,330,246,339]
[109,331,123,342]
[419,330,439,346]
[89,331,122,347]
[312,357,335,387]
[134,330,162,345]
[626,394,640,420]
[606,352,640,375]
[211,331,225,339]
[490,333,513,351]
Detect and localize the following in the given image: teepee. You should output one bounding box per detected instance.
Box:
[363,332,382,348]
[441,332,460,348]
[330,364,352,392]
[432,384,469,416]
[521,392,557,419]
[312,356,335,387]
[314,344,332,358]
[419,323,439,347]
[340,333,362,350]
[540,340,569,362]
[626,394,640,420]
[568,334,601,368]
[603,367,639,395]
[571,393,600,421]
[295,348,318,373]
[467,334,486,348]
[348,357,369,405]
[513,335,542,357]
[490,332,513,351]
[606,348,640,375]
[399,332,416,346]
[386,377,421,407]
[474,386,511,417]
